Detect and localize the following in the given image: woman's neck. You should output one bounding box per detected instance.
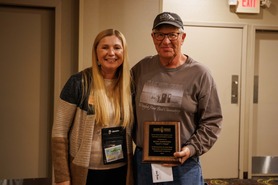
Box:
[101,67,116,79]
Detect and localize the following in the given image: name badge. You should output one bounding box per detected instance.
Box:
[102,126,127,164]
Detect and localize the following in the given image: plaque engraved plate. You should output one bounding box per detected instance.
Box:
[143,121,180,163]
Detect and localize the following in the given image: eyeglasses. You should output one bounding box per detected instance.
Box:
[153,32,181,41]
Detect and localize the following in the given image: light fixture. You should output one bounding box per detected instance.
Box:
[229,0,237,5]
[260,0,271,8]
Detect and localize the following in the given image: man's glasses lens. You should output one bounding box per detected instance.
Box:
[154,32,180,41]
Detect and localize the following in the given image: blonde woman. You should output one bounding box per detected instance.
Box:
[52,29,134,185]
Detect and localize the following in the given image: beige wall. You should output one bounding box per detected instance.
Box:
[79,0,161,70]
[163,0,277,25]
[59,0,79,85]
[79,0,278,71]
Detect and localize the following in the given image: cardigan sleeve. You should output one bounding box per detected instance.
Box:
[51,73,82,183]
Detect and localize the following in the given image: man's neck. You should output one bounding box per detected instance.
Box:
[160,54,187,68]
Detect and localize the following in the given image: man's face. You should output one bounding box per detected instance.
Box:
[151,25,186,60]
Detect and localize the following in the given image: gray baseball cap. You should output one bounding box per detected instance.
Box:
[152,12,184,30]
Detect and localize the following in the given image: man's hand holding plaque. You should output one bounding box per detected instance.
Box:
[143,121,181,164]
[163,146,191,167]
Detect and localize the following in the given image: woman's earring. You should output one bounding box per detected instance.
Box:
[97,61,101,66]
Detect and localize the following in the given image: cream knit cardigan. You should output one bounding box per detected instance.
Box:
[51,68,134,185]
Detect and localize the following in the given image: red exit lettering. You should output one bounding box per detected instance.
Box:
[242,0,256,7]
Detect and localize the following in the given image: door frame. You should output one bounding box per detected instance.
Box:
[0,0,61,184]
[248,25,278,177]
[0,0,62,107]
[183,22,248,179]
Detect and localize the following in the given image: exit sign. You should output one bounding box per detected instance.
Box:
[236,0,260,13]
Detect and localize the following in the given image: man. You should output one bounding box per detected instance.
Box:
[131,12,223,185]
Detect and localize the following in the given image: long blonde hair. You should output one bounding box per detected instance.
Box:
[91,29,133,127]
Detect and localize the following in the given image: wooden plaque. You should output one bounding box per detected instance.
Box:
[143,121,180,163]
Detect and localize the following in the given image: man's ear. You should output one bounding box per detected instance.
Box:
[181,32,186,45]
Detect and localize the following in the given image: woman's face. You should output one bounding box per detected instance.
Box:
[96,35,124,78]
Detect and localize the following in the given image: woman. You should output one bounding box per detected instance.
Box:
[52,29,134,185]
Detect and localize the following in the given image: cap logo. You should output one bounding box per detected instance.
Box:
[160,13,175,21]
[153,12,184,30]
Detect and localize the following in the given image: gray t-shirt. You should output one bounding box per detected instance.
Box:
[131,55,223,157]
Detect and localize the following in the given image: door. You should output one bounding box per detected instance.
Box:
[182,25,243,178]
[0,4,54,180]
[252,30,278,175]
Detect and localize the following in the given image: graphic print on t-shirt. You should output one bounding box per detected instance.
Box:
[139,80,183,113]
